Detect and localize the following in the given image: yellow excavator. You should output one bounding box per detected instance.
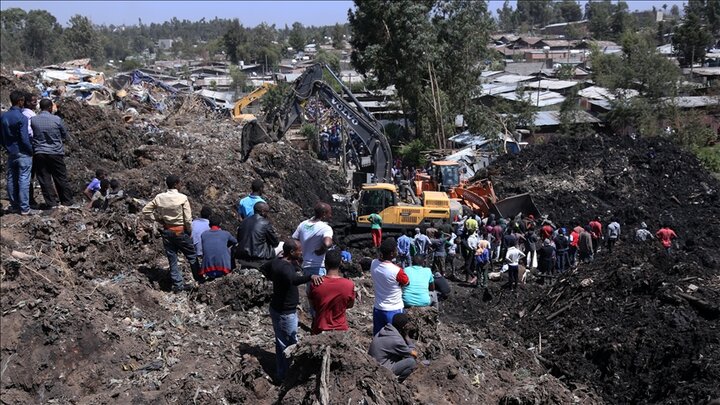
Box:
[231,82,275,122]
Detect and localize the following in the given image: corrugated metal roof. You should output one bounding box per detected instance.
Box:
[478,83,518,96]
[492,74,535,83]
[524,79,579,90]
[665,96,720,108]
[578,86,639,100]
[498,90,566,107]
[531,111,601,127]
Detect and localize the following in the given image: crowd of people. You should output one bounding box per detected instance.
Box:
[1,91,126,214]
[3,91,682,384]
[138,173,680,384]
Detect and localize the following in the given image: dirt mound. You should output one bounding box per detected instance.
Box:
[195,270,271,311]
[447,134,720,404]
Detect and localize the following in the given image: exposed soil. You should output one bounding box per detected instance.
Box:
[2,74,719,404]
[450,134,720,404]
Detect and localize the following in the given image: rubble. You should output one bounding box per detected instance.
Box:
[1,69,719,404]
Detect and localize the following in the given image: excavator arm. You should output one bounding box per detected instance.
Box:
[240,64,392,182]
[232,82,274,122]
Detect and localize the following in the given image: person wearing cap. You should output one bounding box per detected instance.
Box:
[537,238,556,275]
[368,313,418,382]
[413,227,431,259]
[237,179,266,220]
[142,174,201,292]
[635,222,654,241]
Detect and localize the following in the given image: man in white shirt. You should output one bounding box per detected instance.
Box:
[371,237,409,335]
[292,202,334,315]
[505,242,526,291]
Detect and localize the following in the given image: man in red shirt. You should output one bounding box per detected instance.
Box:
[309,249,355,334]
[589,217,603,254]
[655,224,678,255]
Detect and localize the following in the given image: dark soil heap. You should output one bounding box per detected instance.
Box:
[448,134,720,404]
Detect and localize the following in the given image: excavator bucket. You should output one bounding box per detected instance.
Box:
[240,120,276,161]
[490,193,541,219]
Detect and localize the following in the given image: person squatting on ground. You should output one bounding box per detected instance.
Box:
[371,237,410,335]
[369,313,418,382]
[308,249,355,335]
[199,215,237,280]
[30,98,73,208]
[236,201,280,269]
[191,206,212,258]
[261,239,323,382]
[1,90,34,215]
[84,168,107,201]
[369,210,383,248]
[635,222,654,242]
[402,255,435,308]
[142,175,201,293]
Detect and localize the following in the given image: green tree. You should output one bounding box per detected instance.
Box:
[593,31,680,101]
[610,1,633,39]
[23,10,63,65]
[555,0,582,22]
[586,0,613,40]
[223,19,246,64]
[673,10,713,66]
[229,65,248,96]
[331,23,346,48]
[515,0,553,28]
[496,0,516,32]
[315,49,341,73]
[349,0,437,131]
[0,8,28,66]
[62,15,103,64]
[288,22,305,52]
[261,81,290,119]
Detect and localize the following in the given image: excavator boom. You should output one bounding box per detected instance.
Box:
[240,64,392,181]
[232,82,274,122]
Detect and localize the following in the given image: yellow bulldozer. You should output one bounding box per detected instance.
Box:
[414,160,540,219]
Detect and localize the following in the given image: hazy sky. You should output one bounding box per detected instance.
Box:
[0,1,687,27]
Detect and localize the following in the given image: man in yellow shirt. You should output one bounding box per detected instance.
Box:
[143,175,200,292]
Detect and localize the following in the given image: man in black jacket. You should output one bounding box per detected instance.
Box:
[261,239,322,382]
[236,202,280,269]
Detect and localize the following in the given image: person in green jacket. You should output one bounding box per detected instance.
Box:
[369,210,383,248]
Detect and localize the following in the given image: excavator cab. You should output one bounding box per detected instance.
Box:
[433,161,461,191]
[358,186,397,216]
[415,161,461,196]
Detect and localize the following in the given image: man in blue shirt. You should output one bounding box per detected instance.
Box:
[237,179,266,220]
[1,91,34,215]
[396,230,413,268]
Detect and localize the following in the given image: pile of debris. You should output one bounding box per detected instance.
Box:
[447,134,720,403]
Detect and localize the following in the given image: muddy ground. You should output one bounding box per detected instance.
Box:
[1,76,719,404]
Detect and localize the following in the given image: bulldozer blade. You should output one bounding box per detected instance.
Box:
[240,120,276,161]
[490,193,541,219]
